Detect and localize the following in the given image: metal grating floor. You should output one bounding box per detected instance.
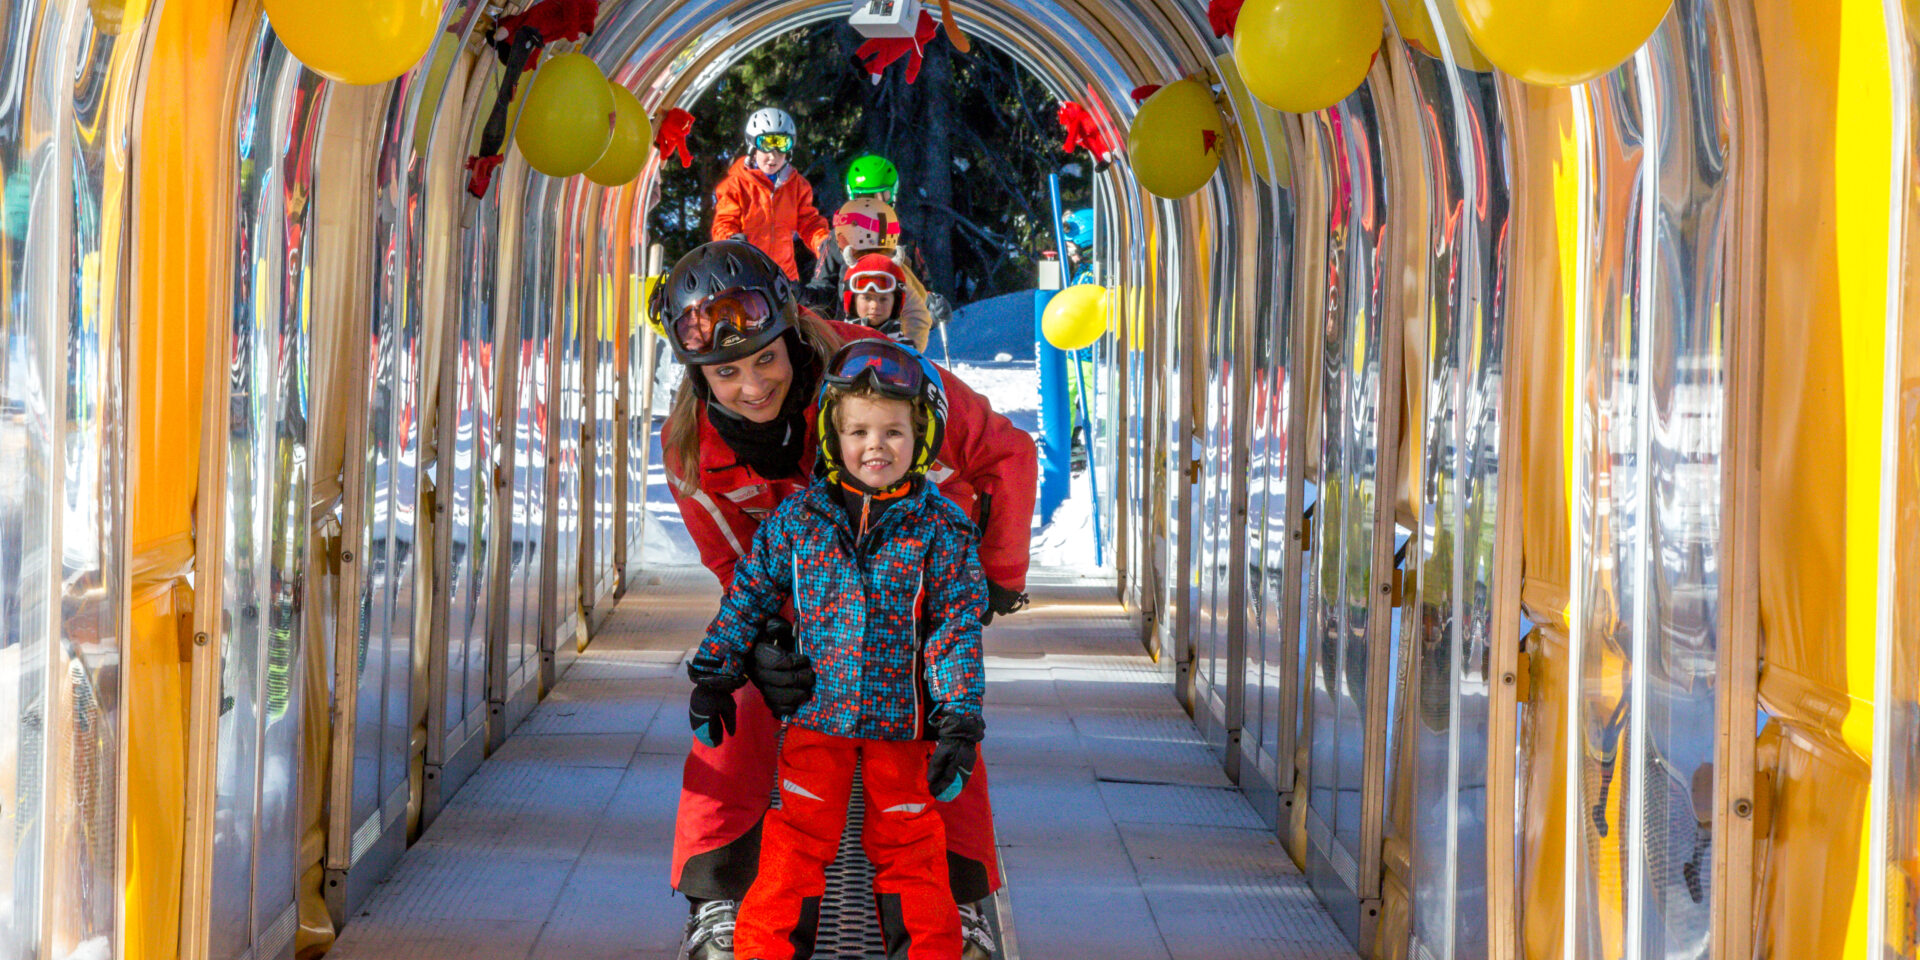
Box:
[325,565,1333,960]
[802,760,891,959]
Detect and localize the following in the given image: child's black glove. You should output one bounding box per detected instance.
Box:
[926,707,986,802]
[747,619,815,719]
[979,581,1029,626]
[688,667,745,749]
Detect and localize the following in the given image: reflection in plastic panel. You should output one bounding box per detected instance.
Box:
[1401,38,1510,960]
[1242,174,1299,799]
[210,24,324,960]
[591,189,620,609]
[0,0,139,954]
[349,60,429,868]
[1193,179,1235,749]
[509,174,554,692]
[547,182,586,661]
[1876,0,1920,950]
[441,82,499,762]
[56,0,129,948]
[1302,75,1392,942]
[1572,4,1739,953]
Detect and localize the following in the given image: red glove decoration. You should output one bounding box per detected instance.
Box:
[853,9,941,84]
[1056,101,1115,167]
[1129,84,1162,104]
[464,153,506,198]
[655,108,695,169]
[493,0,599,49]
[1207,0,1244,38]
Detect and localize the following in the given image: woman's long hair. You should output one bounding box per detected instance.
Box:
[661,306,847,493]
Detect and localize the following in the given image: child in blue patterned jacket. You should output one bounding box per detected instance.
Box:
[686,338,987,960]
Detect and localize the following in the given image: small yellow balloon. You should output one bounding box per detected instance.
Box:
[1126,80,1226,200]
[264,0,440,86]
[586,85,654,187]
[515,53,616,178]
[1233,0,1383,114]
[1043,284,1111,352]
[1452,0,1672,86]
[1384,0,1492,71]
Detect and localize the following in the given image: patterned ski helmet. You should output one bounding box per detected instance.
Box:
[832,196,901,255]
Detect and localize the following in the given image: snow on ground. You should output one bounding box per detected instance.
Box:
[631,355,1106,576]
[1029,467,1110,572]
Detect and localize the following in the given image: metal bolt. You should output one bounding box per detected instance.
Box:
[341,550,354,563]
[1502,672,1516,685]
[1734,798,1753,818]
[194,632,209,646]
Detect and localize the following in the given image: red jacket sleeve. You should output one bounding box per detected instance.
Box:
[665,459,756,590]
[794,178,831,253]
[935,361,1038,593]
[711,173,746,241]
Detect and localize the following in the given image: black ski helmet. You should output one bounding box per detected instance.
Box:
[654,240,797,366]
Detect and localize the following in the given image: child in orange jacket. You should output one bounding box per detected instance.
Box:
[711,107,832,282]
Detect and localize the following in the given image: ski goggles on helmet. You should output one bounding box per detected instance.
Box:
[671,288,778,355]
[824,339,926,399]
[846,269,900,295]
[752,132,793,153]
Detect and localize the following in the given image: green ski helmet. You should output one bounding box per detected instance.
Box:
[846,155,899,198]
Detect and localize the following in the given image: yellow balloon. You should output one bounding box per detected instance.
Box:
[264,0,440,86]
[1042,284,1111,352]
[1384,0,1491,71]
[515,53,616,178]
[586,85,654,187]
[1126,79,1226,200]
[1233,0,1383,114]
[1451,0,1672,86]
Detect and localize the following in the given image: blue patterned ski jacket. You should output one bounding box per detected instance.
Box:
[691,478,986,741]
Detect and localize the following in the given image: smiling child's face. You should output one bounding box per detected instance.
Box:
[834,395,914,490]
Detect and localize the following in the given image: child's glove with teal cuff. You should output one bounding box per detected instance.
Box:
[688,667,746,749]
[926,707,986,802]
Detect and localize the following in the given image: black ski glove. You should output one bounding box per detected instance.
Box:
[746,619,815,719]
[688,667,745,749]
[979,581,1030,626]
[926,707,986,802]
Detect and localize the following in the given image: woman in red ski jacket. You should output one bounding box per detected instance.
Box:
[653,240,1033,960]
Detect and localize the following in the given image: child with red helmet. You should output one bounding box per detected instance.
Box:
[843,252,924,347]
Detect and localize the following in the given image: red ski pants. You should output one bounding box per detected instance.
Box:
[670,684,999,903]
[736,727,961,960]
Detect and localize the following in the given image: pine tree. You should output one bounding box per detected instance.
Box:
[646,22,1092,306]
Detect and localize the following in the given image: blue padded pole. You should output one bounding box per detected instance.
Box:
[1035,173,1071,525]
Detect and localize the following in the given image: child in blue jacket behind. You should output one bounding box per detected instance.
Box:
[686,339,986,960]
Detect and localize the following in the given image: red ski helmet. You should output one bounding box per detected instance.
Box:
[843,253,906,319]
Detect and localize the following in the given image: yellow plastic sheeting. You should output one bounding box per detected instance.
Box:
[1520,627,1572,960]
[1748,0,1893,954]
[127,2,230,957]
[1502,78,1576,960]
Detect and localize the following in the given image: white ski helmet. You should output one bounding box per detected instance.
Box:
[744,107,797,149]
